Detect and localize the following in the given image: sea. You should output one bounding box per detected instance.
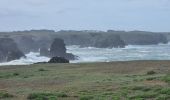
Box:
[0,43,170,66]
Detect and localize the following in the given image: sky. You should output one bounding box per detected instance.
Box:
[0,0,170,32]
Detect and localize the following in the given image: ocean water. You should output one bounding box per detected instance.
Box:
[0,43,170,66]
[68,43,170,63]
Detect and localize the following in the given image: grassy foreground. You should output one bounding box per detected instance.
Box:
[0,61,170,100]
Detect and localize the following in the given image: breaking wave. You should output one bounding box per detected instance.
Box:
[1,43,170,66]
[0,52,50,66]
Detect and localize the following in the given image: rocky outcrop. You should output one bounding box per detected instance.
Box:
[93,35,126,48]
[55,30,168,47]
[114,31,168,45]
[158,34,168,44]
[49,38,76,60]
[0,38,25,62]
[39,38,76,60]
[50,38,67,57]
[16,36,39,53]
[40,47,49,57]
[48,57,69,63]
[1,30,169,52]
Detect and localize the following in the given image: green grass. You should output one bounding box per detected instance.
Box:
[79,95,94,100]
[27,92,68,100]
[0,91,13,99]
[0,61,170,100]
[159,88,170,95]
[162,74,170,84]
[38,68,48,72]
[27,93,58,100]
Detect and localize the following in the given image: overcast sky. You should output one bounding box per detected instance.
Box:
[0,0,170,32]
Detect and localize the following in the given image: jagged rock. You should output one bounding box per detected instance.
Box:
[0,38,25,62]
[48,57,69,63]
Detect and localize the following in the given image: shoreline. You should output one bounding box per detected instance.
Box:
[1,60,170,67]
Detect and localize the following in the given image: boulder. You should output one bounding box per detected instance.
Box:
[48,57,69,63]
[0,38,25,62]
[65,53,76,60]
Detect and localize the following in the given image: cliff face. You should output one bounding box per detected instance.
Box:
[55,30,168,47]
[54,31,127,48]
[92,34,126,48]
[165,33,170,41]
[0,30,169,54]
[116,31,168,45]
[0,38,25,62]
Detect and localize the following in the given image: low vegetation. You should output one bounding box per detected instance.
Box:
[162,74,170,84]
[147,70,156,75]
[0,61,170,100]
[0,91,13,99]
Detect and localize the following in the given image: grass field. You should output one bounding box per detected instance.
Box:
[0,60,170,100]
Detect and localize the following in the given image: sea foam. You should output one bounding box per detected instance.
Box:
[1,43,170,66]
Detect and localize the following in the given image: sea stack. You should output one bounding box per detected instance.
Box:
[49,38,76,60]
[39,38,76,60]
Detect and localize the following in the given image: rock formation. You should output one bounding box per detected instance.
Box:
[39,38,76,60]
[50,38,66,57]
[0,38,25,62]
[49,38,76,60]
[16,36,39,53]
[48,56,69,63]
[93,34,126,48]
[40,47,49,57]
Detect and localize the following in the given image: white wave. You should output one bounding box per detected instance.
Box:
[67,43,170,63]
[1,43,170,66]
[0,52,50,66]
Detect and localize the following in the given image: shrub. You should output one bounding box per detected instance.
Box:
[129,92,157,99]
[13,72,19,76]
[80,95,93,100]
[146,77,157,81]
[27,93,57,100]
[57,92,68,97]
[131,86,151,92]
[112,94,121,100]
[156,95,170,100]
[159,88,170,95]
[0,92,13,99]
[147,71,156,75]
[38,68,47,71]
[162,75,170,83]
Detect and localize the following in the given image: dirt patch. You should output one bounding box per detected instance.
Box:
[143,80,168,86]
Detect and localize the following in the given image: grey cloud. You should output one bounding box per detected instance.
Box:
[0,0,170,32]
